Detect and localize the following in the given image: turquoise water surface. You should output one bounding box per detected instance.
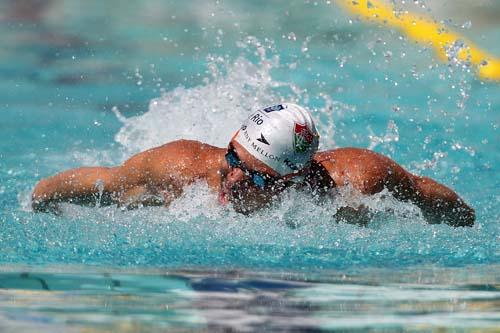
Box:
[0,0,499,331]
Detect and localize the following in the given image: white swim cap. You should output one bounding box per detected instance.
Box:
[233,103,319,176]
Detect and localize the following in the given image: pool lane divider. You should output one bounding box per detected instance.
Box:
[336,0,500,81]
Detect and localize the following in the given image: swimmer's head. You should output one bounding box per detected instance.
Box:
[232,103,319,176]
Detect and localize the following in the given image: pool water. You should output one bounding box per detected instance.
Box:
[0,0,499,331]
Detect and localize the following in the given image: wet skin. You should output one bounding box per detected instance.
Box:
[32,140,475,226]
[312,149,475,227]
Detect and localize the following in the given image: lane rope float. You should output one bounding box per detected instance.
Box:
[336,0,500,81]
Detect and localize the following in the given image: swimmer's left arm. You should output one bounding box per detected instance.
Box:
[410,176,475,227]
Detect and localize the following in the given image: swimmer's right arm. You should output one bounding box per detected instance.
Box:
[31,166,125,213]
[32,151,149,212]
[32,141,192,213]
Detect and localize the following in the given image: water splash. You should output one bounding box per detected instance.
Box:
[367,119,400,153]
[445,39,472,110]
[113,38,300,155]
[94,179,104,208]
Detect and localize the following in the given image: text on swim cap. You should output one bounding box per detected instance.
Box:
[242,129,280,161]
[242,128,298,171]
[250,113,264,125]
[250,142,280,161]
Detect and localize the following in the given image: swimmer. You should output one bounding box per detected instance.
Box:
[32,103,475,227]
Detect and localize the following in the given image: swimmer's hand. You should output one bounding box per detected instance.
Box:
[32,178,62,214]
[411,176,475,227]
[333,205,372,226]
[31,198,62,215]
[31,167,120,214]
[421,200,475,227]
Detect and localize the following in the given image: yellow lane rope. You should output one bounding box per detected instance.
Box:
[336,0,500,81]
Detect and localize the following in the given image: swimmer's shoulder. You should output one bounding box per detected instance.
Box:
[142,139,223,170]
[314,147,397,164]
[313,147,367,167]
[146,139,219,156]
[123,140,207,167]
[314,147,410,180]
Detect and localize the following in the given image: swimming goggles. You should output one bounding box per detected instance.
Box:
[225,145,277,189]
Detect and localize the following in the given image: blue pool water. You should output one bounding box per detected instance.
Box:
[0,0,499,331]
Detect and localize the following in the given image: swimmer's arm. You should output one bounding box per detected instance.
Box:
[409,176,475,227]
[31,143,192,213]
[31,149,153,212]
[31,166,127,212]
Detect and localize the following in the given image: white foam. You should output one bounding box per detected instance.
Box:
[112,37,347,156]
[114,43,287,154]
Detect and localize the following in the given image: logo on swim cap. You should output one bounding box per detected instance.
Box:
[263,104,284,113]
[233,103,319,176]
[256,133,270,145]
[294,123,315,153]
